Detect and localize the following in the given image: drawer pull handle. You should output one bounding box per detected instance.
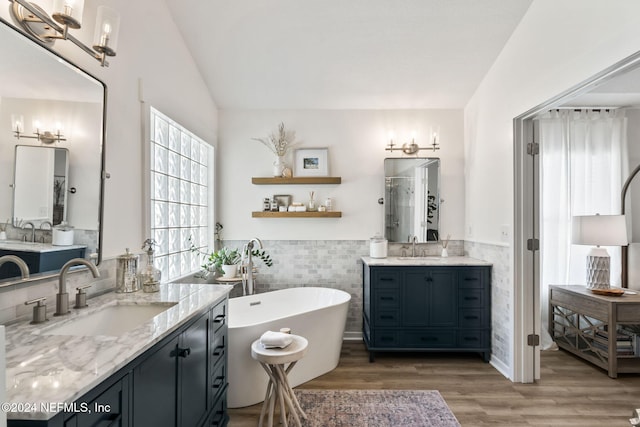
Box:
[463,337,479,341]
[213,314,226,323]
[213,345,225,356]
[464,297,479,301]
[380,296,394,301]
[212,375,225,389]
[421,337,438,342]
[464,315,479,320]
[425,277,433,282]
[177,347,191,358]
[381,337,394,341]
[380,277,394,282]
[464,277,479,281]
[380,315,395,319]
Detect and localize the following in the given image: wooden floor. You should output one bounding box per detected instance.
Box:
[228,341,640,426]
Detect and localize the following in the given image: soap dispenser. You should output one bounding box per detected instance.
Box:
[138,238,161,293]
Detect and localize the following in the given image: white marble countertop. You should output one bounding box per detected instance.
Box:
[3,282,232,421]
[361,256,492,267]
[0,240,86,253]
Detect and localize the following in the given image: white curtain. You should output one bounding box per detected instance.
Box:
[538,109,628,350]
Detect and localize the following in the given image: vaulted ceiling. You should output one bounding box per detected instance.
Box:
[166,0,533,110]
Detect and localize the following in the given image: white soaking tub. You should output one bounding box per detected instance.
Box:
[227,287,350,408]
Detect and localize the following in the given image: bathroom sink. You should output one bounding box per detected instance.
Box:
[43,303,177,336]
[396,256,443,260]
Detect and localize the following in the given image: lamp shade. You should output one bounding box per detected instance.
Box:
[572,214,628,246]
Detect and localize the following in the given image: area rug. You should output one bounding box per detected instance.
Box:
[293,389,460,427]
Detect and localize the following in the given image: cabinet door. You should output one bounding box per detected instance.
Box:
[71,375,129,427]
[403,271,429,326]
[179,313,209,427]
[133,335,178,427]
[429,269,457,326]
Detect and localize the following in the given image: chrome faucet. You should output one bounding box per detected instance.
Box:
[55,258,100,316]
[22,221,35,242]
[40,221,53,231]
[242,237,263,295]
[0,255,30,279]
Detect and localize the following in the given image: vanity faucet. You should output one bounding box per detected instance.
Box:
[55,258,100,316]
[22,221,35,242]
[40,221,53,231]
[0,255,30,279]
[411,235,418,257]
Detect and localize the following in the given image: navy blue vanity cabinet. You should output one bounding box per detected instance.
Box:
[8,297,229,427]
[363,264,491,362]
[0,247,85,279]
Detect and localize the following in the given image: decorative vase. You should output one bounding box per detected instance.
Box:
[273,156,286,177]
[221,264,237,279]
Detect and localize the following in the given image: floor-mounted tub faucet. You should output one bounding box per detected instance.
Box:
[242,237,263,295]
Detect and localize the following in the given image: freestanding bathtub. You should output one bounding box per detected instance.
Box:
[227,287,351,408]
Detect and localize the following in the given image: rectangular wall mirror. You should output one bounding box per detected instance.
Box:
[384,157,440,243]
[0,17,106,284]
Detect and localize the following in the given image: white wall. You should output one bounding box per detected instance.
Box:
[1,0,219,259]
[465,0,640,379]
[218,109,464,240]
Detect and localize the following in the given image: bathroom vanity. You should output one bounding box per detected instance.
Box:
[362,256,492,362]
[4,283,231,427]
[0,242,86,279]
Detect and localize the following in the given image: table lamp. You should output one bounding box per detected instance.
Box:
[572,214,628,289]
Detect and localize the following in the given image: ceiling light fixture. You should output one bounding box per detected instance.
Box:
[10,0,120,67]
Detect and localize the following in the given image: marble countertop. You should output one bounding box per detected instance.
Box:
[0,240,86,253]
[3,282,232,421]
[361,256,492,267]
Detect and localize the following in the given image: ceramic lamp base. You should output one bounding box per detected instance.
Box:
[586,247,610,290]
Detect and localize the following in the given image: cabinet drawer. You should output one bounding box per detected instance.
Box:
[375,291,400,308]
[373,309,400,326]
[210,357,227,405]
[372,270,401,288]
[459,309,486,327]
[459,269,484,288]
[458,330,489,348]
[71,376,128,427]
[401,331,455,348]
[211,330,226,368]
[373,331,400,347]
[208,388,229,427]
[459,289,483,308]
[211,300,227,334]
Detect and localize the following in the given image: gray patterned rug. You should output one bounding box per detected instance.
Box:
[293,389,460,427]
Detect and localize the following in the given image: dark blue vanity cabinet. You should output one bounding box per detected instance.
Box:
[0,247,86,279]
[363,264,491,362]
[9,297,228,427]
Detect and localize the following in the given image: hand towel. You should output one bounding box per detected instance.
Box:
[260,330,293,349]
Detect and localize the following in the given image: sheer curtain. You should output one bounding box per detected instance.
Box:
[538,109,628,350]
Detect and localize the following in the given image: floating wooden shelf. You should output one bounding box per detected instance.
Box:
[252,211,342,218]
[251,177,342,185]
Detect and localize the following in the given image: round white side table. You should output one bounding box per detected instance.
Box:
[251,334,308,427]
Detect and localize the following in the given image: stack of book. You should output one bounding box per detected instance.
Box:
[592,329,635,356]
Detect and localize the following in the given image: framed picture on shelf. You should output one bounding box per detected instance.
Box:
[294,148,329,177]
[273,194,292,208]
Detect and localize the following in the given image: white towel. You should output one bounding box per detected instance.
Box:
[260,330,293,349]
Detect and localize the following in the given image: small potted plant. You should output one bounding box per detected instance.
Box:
[208,247,241,278]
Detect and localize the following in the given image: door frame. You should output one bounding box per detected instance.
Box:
[513,50,640,382]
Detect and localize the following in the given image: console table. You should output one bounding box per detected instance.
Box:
[549,285,640,378]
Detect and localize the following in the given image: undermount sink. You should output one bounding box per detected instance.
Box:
[396,256,443,260]
[43,303,177,337]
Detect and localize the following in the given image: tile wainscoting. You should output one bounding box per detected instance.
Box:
[464,241,511,370]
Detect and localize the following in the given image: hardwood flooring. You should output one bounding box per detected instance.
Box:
[228,341,640,426]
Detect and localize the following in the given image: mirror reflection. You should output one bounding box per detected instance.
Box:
[0,19,105,283]
[384,157,440,243]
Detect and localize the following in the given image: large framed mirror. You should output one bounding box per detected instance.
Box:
[0,17,105,284]
[384,157,440,243]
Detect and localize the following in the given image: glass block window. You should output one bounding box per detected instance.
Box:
[149,107,213,281]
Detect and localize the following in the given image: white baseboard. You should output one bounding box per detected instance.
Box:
[343,331,363,341]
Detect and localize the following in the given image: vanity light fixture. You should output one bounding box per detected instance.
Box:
[11,115,66,144]
[10,0,120,67]
[385,129,440,154]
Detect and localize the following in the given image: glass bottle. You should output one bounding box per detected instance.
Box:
[138,238,161,293]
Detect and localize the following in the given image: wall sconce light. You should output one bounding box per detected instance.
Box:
[385,129,440,154]
[11,115,66,144]
[10,0,120,67]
